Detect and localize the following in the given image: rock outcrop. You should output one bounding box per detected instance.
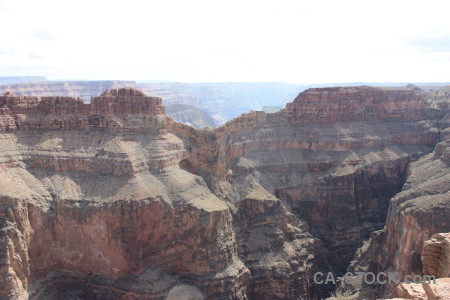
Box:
[0,86,447,299]
[392,233,450,300]
[285,86,437,123]
[0,89,165,133]
[422,233,450,278]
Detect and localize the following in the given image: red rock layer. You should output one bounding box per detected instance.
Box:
[337,104,450,299]
[285,86,438,123]
[0,88,165,133]
[166,86,443,281]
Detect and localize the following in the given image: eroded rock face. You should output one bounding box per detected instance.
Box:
[207,87,441,274]
[337,96,450,299]
[0,88,249,299]
[235,183,331,299]
[285,86,439,123]
[0,89,165,133]
[0,86,446,299]
[0,141,250,299]
[392,233,450,300]
[422,233,450,278]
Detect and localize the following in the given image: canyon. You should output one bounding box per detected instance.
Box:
[0,85,449,299]
[0,81,303,126]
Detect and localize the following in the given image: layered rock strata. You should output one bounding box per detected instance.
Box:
[285,86,436,123]
[0,88,165,133]
[0,86,446,299]
[0,88,251,299]
[337,99,450,299]
[208,87,441,275]
[422,232,450,278]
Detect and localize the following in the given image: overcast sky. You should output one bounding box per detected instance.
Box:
[1,0,450,83]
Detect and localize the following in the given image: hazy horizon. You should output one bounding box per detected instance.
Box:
[2,76,450,87]
[1,0,450,83]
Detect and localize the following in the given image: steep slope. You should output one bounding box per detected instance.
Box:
[208,87,441,274]
[166,104,217,128]
[337,95,450,299]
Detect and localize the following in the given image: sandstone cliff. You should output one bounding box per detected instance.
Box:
[0,86,446,299]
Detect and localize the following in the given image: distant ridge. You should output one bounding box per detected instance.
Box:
[0,80,137,102]
[0,76,48,85]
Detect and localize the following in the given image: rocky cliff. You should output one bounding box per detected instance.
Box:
[336,91,450,299]
[0,88,250,299]
[210,87,441,275]
[0,89,165,134]
[0,86,447,299]
[0,81,215,128]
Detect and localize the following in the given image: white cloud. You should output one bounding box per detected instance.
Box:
[33,29,57,41]
[1,0,450,82]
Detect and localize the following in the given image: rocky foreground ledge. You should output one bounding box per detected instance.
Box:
[0,86,448,299]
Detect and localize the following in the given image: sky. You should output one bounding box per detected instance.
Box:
[1,0,450,83]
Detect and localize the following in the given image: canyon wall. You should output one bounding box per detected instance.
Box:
[0,89,165,134]
[207,87,441,275]
[0,88,329,299]
[337,97,450,299]
[0,81,217,128]
[0,88,250,299]
[0,86,447,299]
